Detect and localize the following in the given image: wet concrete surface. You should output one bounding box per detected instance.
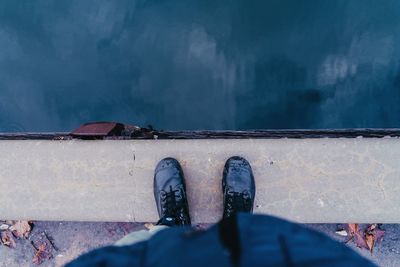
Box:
[0,221,399,267]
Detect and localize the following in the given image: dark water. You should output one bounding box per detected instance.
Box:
[0,0,399,132]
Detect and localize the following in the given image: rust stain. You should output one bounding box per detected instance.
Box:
[71,122,124,138]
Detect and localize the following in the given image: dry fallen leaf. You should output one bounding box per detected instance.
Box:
[1,231,16,248]
[345,224,368,249]
[365,233,375,252]
[10,221,32,239]
[32,243,51,265]
[354,231,368,249]
[374,228,385,242]
[364,224,385,252]
[346,223,358,235]
[366,224,385,242]
[367,224,377,231]
[344,223,385,253]
[144,223,155,230]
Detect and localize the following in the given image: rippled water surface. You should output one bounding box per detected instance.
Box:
[0,1,399,131]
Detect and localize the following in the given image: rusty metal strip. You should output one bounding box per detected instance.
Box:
[0,124,400,140]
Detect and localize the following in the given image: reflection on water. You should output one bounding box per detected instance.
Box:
[0,0,399,131]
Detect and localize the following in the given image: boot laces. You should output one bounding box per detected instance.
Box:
[225,189,252,216]
[160,186,181,217]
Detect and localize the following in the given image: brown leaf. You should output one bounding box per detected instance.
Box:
[367,224,385,242]
[374,228,385,242]
[345,223,386,253]
[354,231,368,249]
[1,231,16,248]
[10,221,32,239]
[346,223,359,235]
[366,224,377,232]
[32,243,51,265]
[345,224,368,249]
[144,223,154,230]
[365,233,375,252]
[364,224,385,253]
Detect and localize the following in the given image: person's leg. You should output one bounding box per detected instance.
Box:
[115,157,191,246]
[219,156,256,265]
[114,225,168,246]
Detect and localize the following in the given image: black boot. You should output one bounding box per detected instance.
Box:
[222,156,256,219]
[154,158,191,226]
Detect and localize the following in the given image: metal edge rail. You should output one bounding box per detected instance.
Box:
[0,128,400,140]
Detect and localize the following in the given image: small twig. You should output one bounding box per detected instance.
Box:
[30,241,39,251]
[44,231,59,251]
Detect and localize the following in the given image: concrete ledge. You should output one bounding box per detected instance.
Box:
[0,138,399,223]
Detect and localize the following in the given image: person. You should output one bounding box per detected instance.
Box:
[67,156,375,267]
